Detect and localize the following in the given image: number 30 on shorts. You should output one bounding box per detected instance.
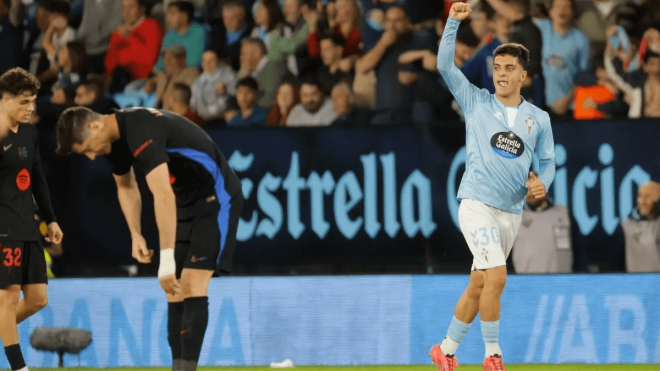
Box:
[470,226,500,247]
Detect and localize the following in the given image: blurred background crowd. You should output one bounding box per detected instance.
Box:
[1,0,658,128]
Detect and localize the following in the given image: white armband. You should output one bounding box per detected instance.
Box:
[158,248,176,278]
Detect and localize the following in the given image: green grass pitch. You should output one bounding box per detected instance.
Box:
[31,365,660,371]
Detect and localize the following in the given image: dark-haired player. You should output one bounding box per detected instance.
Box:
[55,106,243,371]
[429,3,556,371]
[0,68,63,371]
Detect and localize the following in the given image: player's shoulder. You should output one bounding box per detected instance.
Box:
[524,102,551,125]
[535,19,552,31]
[118,108,165,141]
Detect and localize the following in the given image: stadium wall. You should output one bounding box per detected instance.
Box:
[6,274,660,368]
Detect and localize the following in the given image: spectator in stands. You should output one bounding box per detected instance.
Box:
[238,38,288,108]
[306,0,362,59]
[41,1,75,63]
[41,13,75,85]
[210,0,251,71]
[76,0,123,74]
[155,1,207,71]
[105,0,164,93]
[283,0,311,75]
[485,0,544,105]
[190,49,237,122]
[318,34,353,94]
[144,44,199,111]
[227,77,268,127]
[399,21,478,123]
[30,1,76,88]
[252,0,285,48]
[267,81,300,127]
[461,12,512,93]
[331,82,371,126]
[512,173,575,274]
[356,5,431,124]
[0,0,22,75]
[469,1,496,46]
[619,181,660,272]
[287,78,337,126]
[605,34,660,117]
[33,41,87,125]
[259,4,309,75]
[453,21,481,68]
[74,76,120,114]
[577,0,623,60]
[164,82,204,125]
[537,0,590,118]
[283,0,305,33]
[573,56,628,120]
[25,2,52,76]
[606,23,642,75]
[150,0,205,30]
[49,41,87,105]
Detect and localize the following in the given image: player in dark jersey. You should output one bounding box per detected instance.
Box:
[55,106,243,371]
[0,68,63,371]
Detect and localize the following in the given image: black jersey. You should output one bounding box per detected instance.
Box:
[0,123,56,241]
[106,108,242,217]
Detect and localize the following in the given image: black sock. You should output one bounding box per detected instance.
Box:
[168,302,185,365]
[5,344,26,370]
[181,297,209,363]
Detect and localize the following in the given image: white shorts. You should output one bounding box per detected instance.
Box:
[458,199,522,271]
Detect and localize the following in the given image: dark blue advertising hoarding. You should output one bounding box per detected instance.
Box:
[55,120,660,272]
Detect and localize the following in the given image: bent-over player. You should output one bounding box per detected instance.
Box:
[56,106,243,371]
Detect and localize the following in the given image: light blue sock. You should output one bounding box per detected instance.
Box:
[481,320,502,357]
[440,316,471,355]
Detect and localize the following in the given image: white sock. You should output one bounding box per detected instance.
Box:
[440,337,460,356]
[485,342,502,358]
[15,367,28,371]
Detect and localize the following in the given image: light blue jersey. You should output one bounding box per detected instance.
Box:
[438,18,556,215]
[536,19,590,107]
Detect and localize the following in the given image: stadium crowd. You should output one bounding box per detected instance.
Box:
[1,0,660,276]
[0,0,658,128]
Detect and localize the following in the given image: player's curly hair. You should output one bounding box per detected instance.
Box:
[494,43,530,71]
[0,68,40,97]
[56,106,102,155]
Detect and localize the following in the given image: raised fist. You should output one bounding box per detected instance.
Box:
[449,2,472,22]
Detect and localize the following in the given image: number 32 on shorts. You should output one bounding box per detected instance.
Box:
[471,226,500,247]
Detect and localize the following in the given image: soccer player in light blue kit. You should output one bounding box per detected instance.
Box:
[429,3,555,371]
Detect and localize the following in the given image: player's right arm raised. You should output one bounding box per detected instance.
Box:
[437,2,484,114]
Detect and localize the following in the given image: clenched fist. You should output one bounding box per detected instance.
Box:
[449,2,472,22]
